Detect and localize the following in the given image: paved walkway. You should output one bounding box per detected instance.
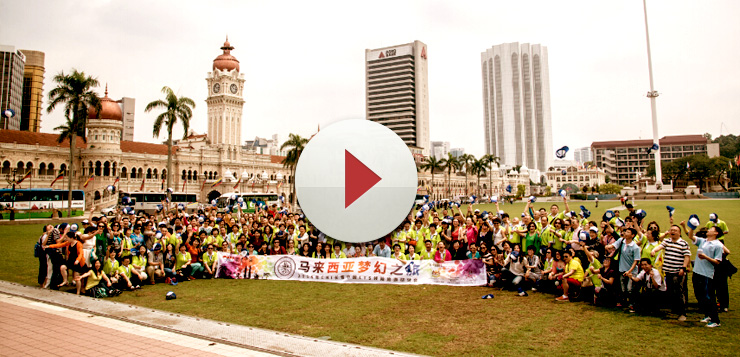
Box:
[0,281,418,357]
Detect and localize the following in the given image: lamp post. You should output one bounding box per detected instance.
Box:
[642,0,666,191]
[5,168,18,220]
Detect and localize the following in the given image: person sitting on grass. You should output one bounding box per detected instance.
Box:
[103,248,120,286]
[466,242,481,260]
[523,246,542,291]
[332,242,347,259]
[434,241,451,263]
[202,243,218,279]
[628,258,666,315]
[176,244,193,281]
[391,243,405,260]
[117,255,142,290]
[131,245,149,283]
[556,250,584,302]
[146,243,165,284]
[79,259,120,298]
[502,244,525,290]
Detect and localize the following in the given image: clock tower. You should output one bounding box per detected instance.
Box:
[206,37,245,160]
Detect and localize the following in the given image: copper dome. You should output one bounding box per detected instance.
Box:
[88,85,123,121]
[213,37,240,72]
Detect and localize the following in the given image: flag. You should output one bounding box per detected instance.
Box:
[16,170,32,185]
[277,181,283,189]
[736,155,740,166]
[251,180,255,189]
[50,172,64,187]
[233,177,241,189]
[211,177,223,188]
[161,178,165,190]
[83,174,94,188]
[140,177,145,191]
[182,178,186,192]
[201,179,207,191]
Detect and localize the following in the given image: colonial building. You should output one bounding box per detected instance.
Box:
[0,39,292,209]
[544,166,607,192]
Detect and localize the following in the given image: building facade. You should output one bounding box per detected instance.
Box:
[0,45,25,130]
[365,40,430,155]
[20,49,44,132]
[0,40,293,208]
[119,97,135,141]
[481,42,553,173]
[591,134,719,186]
[450,148,465,158]
[544,166,607,193]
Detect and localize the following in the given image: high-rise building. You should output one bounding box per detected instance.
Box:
[573,146,592,164]
[431,141,450,159]
[481,42,553,173]
[365,40,430,155]
[119,97,135,141]
[20,49,44,132]
[0,45,25,130]
[450,148,465,158]
[206,38,245,161]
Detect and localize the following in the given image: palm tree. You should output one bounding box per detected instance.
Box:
[458,153,474,196]
[420,156,443,197]
[470,158,487,196]
[145,86,195,201]
[482,154,500,197]
[441,153,460,199]
[280,133,309,205]
[47,69,101,217]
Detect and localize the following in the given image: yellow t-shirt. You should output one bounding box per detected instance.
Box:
[566,259,584,282]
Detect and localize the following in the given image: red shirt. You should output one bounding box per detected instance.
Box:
[269,246,286,255]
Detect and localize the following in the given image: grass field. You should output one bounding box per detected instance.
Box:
[2,199,739,356]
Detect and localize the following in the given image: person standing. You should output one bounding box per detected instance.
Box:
[651,225,691,321]
[683,222,728,328]
[604,227,641,312]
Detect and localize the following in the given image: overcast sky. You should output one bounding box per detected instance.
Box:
[1,0,738,159]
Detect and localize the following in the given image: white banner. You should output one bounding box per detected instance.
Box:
[216,253,486,286]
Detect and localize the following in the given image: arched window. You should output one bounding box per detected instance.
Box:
[47,163,55,176]
[147,169,152,179]
[103,161,111,176]
[181,170,186,180]
[214,172,218,179]
[130,167,137,179]
[38,163,46,176]
[161,169,167,180]
[2,161,10,174]
[153,169,158,179]
[208,172,213,180]
[193,171,198,181]
[121,167,128,178]
[60,164,67,175]
[88,161,93,176]
[95,161,102,176]
[25,162,33,175]
[187,170,192,180]
[137,168,143,179]
[112,162,117,177]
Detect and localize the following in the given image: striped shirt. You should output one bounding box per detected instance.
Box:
[660,238,691,273]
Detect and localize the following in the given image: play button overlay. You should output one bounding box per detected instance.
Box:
[344,150,381,208]
[294,119,417,243]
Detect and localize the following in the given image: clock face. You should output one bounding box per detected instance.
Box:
[230,84,238,94]
[213,83,220,93]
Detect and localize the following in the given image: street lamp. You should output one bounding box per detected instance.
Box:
[5,168,18,220]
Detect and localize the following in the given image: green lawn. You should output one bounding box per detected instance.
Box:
[2,199,739,356]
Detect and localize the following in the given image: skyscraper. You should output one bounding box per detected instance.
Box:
[365,40,430,155]
[20,49,44,132]
[119,97,135,141]
[573,146,592,164]
[0,45,25,130]
[481,42,553,173]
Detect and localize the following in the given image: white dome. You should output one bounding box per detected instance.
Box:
[261,171,268,180]
[520,166,529,172]
[241,170,249,179]
[276,172,284,181]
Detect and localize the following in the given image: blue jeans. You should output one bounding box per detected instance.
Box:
[692,273,719,324]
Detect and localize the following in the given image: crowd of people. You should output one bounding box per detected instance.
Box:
[36,196,732,327]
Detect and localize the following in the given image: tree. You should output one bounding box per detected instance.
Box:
[47,69,101,217]
[516,184,526,198]
[544,186,552,196]
[599,183,623,194]
[458,153,474,196]
[582,184,590,193]
[146,86,195,202]
[420,156,443,196]
[482,154,500,196]
[713,134,740,159]
[441,153,460,198]
[710,156,732,191]
[470,157,486,196]
[280,133,309,205]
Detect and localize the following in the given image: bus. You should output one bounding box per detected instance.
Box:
[120,191,198,215]
[215,192,279,213]
[0,188,85,219]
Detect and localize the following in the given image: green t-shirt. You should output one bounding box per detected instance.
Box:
[176,252,191,268]
[588,259,603,287]
[523,232,540,255]
[202,252,218,267]
[552,229,566,251]
[103,258,119,276]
